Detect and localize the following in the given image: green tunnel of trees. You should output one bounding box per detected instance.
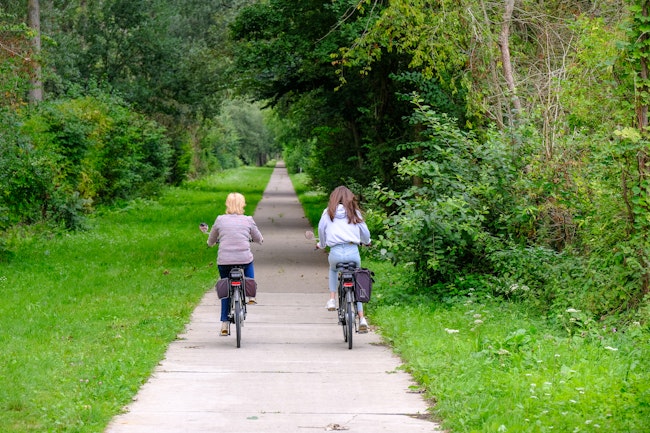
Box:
[2,0,649,325]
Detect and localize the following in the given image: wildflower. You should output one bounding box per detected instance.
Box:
[566,308,580,313]
[497,348,510,355]
[585,420,593,425]
[473,313,482,319]
[604,346,618,351]
[474,319,484,325]
[445,328,459,334]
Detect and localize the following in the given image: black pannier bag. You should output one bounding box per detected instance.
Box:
[245,278,257,298]
[215,278,229,299]
[354,268,374,303]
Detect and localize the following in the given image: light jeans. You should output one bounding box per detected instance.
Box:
[328,243,363,314]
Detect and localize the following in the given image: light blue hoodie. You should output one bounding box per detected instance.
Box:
[317,204,371,248]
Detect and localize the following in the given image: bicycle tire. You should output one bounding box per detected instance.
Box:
[234,289,242,348]
[339,287,348,342]
[346,291,354,350]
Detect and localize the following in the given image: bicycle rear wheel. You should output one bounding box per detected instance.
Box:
[234,289,243,348]
[338,288,348,342]
[345,292,354,350]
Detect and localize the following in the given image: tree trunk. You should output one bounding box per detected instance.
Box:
[498,0,521,125]
[28,0,43,103]
[636,0,650,297]
[479,0,505,130]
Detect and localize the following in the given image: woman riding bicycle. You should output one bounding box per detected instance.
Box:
[206,192,263,336]
[316,186,371,333]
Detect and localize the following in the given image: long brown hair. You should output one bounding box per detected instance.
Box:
[326,186,364,224]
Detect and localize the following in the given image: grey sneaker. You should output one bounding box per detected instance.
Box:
[326,299,336,311]
[359,317,368,333]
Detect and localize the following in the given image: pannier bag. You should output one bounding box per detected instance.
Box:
[215,278,229,299]
[245,278,257,298]
[354,268,374,303]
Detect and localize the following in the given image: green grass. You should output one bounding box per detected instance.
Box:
[289,172,328,229]
[292,174,650,433]
[371,290,650,432]
[0,166,273,433]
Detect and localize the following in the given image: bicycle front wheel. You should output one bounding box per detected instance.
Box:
[234,289,243,348]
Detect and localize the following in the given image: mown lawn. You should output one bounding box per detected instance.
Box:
[0,166,273,433]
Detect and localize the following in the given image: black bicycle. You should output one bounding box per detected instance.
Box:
[335,261,358,350]
[226,266,247,348]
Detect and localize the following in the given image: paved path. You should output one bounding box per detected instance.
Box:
[105,163,440,433]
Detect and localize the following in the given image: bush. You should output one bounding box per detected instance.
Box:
[20,94,172,206]
[369,99,520,289]
[1,93,172,233]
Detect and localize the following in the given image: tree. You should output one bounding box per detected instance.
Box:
[27,0,42,102]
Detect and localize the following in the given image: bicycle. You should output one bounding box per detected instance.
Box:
[223,266,247,348]
[305,230,366,350]
[335,261,359,350]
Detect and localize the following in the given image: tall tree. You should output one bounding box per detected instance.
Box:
[27,0,42,102]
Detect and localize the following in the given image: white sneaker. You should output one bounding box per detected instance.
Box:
[326,299,336,311]
[359,317,368,333]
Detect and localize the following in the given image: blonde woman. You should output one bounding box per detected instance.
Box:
[206,193,263,335]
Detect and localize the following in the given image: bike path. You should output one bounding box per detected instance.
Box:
[105,162,440,433]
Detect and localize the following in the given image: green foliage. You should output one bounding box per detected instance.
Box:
[21,94,172,205]
[230,0,418,191]
[371,284,650,433]
[217,99,277,166]
[0,109,55,228]
[0,10,33,107]
[1,93,172,233]
[369,97,519,288]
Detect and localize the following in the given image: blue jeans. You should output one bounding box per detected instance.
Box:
[218,262,254,322]
[327,244,363,314]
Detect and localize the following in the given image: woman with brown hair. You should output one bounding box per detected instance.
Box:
[316,186,371,332]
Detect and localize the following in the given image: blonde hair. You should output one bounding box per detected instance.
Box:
[225,192,246,215]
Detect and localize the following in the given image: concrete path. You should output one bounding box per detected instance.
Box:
[105,163,440,433]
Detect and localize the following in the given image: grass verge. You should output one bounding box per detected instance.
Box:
[0,166,273,433]
[291,173,650,433]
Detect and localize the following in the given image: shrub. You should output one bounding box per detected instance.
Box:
[20,93,172,206]
[369,98,520,290]
[1,93,172,233]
